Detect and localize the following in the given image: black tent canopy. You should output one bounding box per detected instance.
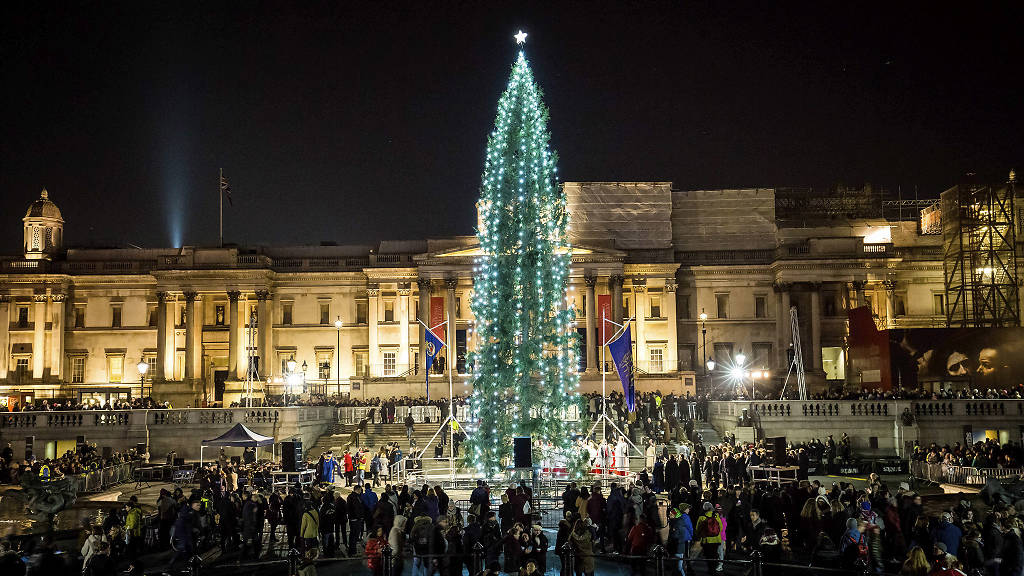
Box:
[200,423,275,465]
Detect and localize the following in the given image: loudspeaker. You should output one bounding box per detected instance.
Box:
[513,436,532,468]
[77,435,87,453]
[25,436,33,460]
[282,440,303,472]
[102,446,113,460]
[765,436,786,466]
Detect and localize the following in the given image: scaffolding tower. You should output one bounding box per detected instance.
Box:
[942,175,1020,327]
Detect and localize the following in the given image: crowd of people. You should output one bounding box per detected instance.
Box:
[0,442,145,485]
[0,396,169,412]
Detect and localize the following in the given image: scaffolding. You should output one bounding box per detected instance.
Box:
[942,177,1020,327]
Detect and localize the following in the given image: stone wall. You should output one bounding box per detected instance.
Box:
[0,406,335,461]
[709,399,1024,457]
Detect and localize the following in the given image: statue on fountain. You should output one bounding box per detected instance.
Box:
[21,472,77,519]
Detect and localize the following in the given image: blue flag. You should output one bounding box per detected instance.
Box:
[423,327,445,401]
[607,325,635,412]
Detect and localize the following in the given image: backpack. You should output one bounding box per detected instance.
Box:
[365,538,383,571]
[700,513,721,538]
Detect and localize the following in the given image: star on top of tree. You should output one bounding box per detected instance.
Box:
[514,30,528,44]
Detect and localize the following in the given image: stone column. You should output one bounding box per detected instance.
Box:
[445,277,458,375]
[417,277,431,376]
[774,282,791,369]
[610,275,624,325]
[255,290,271,378]
[852,280,867,309]
[809,282,822,373]
[584,275,597,373]
[664,280,678,372]
[155,292,168,381]
[367,285,380,377]
[0,296,9,379]
[50,294,64,380]
[883,280,897,328]
[32,295,47,379]
[634,280,647,370]
[398,285,411,373]
[183,291,198,382]
[227,291,241,380]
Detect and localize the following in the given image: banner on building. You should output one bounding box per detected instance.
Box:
[598,294,613,344]
[430,297,445,339]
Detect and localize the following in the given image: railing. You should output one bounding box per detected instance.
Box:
[711,399,1024,420]
[68,461,136,493]
[910,460,1024,485]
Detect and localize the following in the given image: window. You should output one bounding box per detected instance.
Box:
[650,295,662,318]
[356,301,368,324]
[933,293,946,315]
[353,352,367,377]
[383,300,395,322]
[320,303,330,325]
[282,302,293,325]
[15,357,30,381]
[754,296,766,319]
[111,305,122,328]
[713,342,734,364]
[316,350,332,380]
[649,348,664,373]
[623,295,632,317]
[178,305,186,327]
[715,293,729,319]
[70,357,85,383]
[147,305,157,327]
[75,306,85,328]
[864,294,875,315]
[822,346,846,380]
[107,355,124,383]
[382,351,397,376]
[823,292,837,316]
[215,305,226,326]
[456,297,462,319]
[893,293,907,317]
[678,294,691,319]
[144,356,156,378]
[17,306,28,328]
[752,342,773,367]
[678,344,695,371]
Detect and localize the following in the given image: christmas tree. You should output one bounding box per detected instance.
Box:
[465,39,583,477]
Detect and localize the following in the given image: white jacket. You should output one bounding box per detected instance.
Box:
[81,534,106,568]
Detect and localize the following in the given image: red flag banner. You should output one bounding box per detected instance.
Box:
[430,297,446,339]
[598,294,614,344]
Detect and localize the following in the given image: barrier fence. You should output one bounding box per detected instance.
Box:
[69,461,136,493]
[909,460,1024,485]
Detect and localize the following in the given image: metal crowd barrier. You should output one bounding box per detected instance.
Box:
[910,460,1024,485]
[69,461,137,493]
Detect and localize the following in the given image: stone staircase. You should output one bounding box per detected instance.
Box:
[306,421,455,465]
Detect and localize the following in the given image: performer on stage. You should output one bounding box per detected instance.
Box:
[615,436,628,476]
[599,438,612,475]
[587,440,600,474]
[321,451,337,483]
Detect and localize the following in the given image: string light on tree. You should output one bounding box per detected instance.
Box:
[463,31,583,477]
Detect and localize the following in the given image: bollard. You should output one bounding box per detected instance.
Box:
[288,547,300,576]
[382,543,393,576]
[751,549,762,576]
[188,554,202,576]
[472,541,485,575]
[562,542,576,576]
[650,544,667,576]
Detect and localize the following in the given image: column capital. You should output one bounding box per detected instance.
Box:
[445,277,458,290]
[226,290,242,302]
[0,295,9,303]
[156,290,169,303]
[664,280,677,292]
[807,281,823,292]
[584,275,598,288]
[851,280,867,291]
[183,290,199,302]
[882,279,898,292]
[50,294,65,303]
[609,274,625,287]
[254,289,271,302]
[397,287,412,297]
[367,284,380,298]
[416,276,432,290]
[33,294,49,303]
[773,281,792,293]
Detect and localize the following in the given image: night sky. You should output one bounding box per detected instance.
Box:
[2,2,1022,250]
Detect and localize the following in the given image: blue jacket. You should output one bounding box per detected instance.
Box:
[670,512,694,551]
[931,521,962,557]
[362,489,379,514]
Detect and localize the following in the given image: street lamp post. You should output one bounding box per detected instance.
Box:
[301,360,308,398]
[286,357,297,405]
[334,316,343,398]
[699,310,709,395]
[137,359,149,399]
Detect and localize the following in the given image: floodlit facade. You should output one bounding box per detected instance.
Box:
[0,183,969,407]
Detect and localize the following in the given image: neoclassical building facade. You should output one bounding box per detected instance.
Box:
[0,183,951,407]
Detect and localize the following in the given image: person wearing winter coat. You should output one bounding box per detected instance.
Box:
[241,492,263,558]
[930,513,962,557]
[300,500,321,552]
[668,503,694,575]
[82,540,116,576]
[388,515,408,575]
[570,519,596,576]
[695,502,723,573]
[410,514,435,576]
[80,525,107,571]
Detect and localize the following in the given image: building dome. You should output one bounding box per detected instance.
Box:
[24,189,63,221]
[23,189,64,260]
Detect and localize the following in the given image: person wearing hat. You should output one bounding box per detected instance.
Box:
[668,503,694,575]
[931,512,962,557]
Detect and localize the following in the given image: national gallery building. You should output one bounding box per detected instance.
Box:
[0,183,949,407]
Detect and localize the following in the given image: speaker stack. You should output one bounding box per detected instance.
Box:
[281,439,303,472]
[764,436,787,466]
[513,436,533,468]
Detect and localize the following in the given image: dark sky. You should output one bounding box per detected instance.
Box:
[2,2,1022,250]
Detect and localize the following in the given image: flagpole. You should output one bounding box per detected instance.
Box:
[219,167,223,248]
[448,307,455,481]
[601,310,606,441]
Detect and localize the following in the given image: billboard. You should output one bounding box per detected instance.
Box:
[888,326,1024,391]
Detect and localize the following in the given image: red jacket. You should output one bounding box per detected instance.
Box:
[344,453,354,472]
[628,520,655,555]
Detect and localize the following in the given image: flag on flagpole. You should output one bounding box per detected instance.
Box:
[220,175,233,206]
[423,326,446,401]
[607,324,636,412]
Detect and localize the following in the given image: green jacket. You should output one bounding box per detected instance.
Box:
[695,511,722,544]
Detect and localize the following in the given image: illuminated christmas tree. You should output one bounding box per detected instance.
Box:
[465,35,583,477]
